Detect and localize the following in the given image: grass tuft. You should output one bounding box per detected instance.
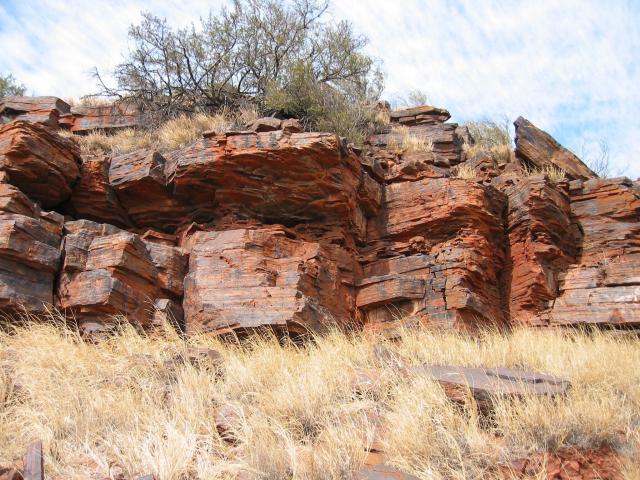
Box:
[62,106,259,156]
[387,126,434,154]
[523,164,567,183]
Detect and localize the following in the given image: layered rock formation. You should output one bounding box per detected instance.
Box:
[0,95,638,335]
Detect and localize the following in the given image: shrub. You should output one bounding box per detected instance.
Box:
[0,73,26,97]
[96,0,383,144]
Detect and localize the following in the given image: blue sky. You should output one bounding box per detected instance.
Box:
[1,0,638,177]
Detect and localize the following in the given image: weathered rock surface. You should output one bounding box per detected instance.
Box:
[359,178,506,331]
[0,96,70,127]
[56,220,186,333]
[547,178,640,326]
[60,103,143,133]
[184,227,356,335]
[501,176,578,325]
[514,117,597,180]
[0,121,80,208]
[0,184,63,312]
[0,95,639,333]
[63,154,131,229]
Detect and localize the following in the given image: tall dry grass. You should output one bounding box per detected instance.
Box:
[0,319,638,480]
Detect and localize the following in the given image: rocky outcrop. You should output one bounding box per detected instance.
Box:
[0,96,142,133]
[57,220,186,334]
[60,103,143,133]
[0,96,70,127]
[0,95,638,334]
[514,117,597,180]
[359,178,506,332]
[501,176,578,325]
[0,184,63,312]
[63,154,132,229]
[547,178,640,326]
[0,121,81,208]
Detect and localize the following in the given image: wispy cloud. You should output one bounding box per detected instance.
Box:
[1,0,638,176]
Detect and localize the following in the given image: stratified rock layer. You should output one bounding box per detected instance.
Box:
[0,95,639,333]
[184,227,356,334]
[359,178,506,332]
[57,220,186,334]
[0,121,80,208]
[547,178,640,326]
[0,184,63,312]
[514,116,597,180]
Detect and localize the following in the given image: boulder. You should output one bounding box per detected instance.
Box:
[56,220,186,333]
[0,96,70,127]
[514,117,597,180]
[369,122,465,166]
[0,121,81,208]
[183,227,357,335]
[108,149,188,230]
[164,130,363,232]
[0,184,63,312]
[388,105,451,125]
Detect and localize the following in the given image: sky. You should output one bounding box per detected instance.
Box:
[1,0,639,177]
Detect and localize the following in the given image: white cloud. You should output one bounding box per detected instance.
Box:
[1,0,638,176]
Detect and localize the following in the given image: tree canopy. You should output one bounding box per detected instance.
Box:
[0,73,26,98]
[97,0,383,134]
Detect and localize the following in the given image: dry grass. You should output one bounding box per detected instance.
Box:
[64,96,115,107]
[0,318,638,480]
[64,106,259,156]
[523,164,567,183]
[451,163,476,180]
[387,125,434,154]
[463,120,512,164]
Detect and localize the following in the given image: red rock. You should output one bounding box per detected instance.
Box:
[359,178,506,331]
[64,103,143,133]
[56,220,185,333]
[0,121,80,208]
[164,130,364,236]
[388,105,451,125]
[501,175,578,325]
[63,154,131,229]
[108,149,188,230]
[183,227,357,335]
[245,117,282,132]
[514,117,597,181]
[369,122,465,166]
[0,96,70,126]
[548,177,640,326]
[0,184,63,313]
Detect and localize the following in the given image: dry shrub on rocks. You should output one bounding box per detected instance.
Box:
[0,317,638,480]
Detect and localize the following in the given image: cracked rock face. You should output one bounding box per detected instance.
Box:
[0,96,639,334]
